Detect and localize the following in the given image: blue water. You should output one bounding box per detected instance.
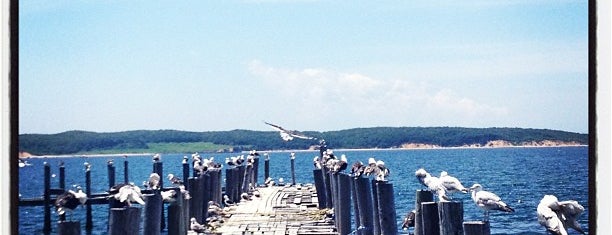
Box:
[18,147,589,234]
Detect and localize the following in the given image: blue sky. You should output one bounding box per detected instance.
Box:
[19,1,589,134]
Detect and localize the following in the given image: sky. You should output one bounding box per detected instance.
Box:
[18,0,589,134]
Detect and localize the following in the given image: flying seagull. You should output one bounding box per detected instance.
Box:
[264,121,316,141]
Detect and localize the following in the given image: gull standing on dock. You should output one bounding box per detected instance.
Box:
[469,183,514,221]
[264,121,317,141]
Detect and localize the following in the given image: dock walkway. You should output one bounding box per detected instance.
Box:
[207,184,337,235]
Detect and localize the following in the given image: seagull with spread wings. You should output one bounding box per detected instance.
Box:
[264,121,317,141]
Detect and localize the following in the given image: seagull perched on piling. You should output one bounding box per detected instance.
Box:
[264,121,316,141]
[469,183,514,221]
[147,173,161,190]
[537,195,585,235]
[415,168,450,202]
[108,183,145,207]
[439,171,468,195]
[167,173,183,186]
[401,209,416,231]
[54,186,87,221]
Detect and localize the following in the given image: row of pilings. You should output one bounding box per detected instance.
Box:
[19,155,260,235]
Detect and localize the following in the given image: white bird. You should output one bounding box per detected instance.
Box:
[109,183,145,207]
[190,217,208,233]
[415,168,450,202]
[161,190,177,202]
[439,171,468,195]
[167,173,183,186]
[469,184,514,221]
[375,160,390,181]
[147,173,161,190]
[152,153,161,162]
[537,195,586,235]
[264,121,316,141]
[313,156,322,169]
[538,195,568,235]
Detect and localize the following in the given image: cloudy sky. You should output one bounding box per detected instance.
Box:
[19,1,589,134]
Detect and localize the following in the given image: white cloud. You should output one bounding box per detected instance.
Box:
[247,60,509,129]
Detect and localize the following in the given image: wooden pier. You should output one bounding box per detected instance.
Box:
[211,184,337,235]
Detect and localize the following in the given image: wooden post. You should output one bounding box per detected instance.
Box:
[338,173,352,235]
[313,169,327,209]
[152,161,165,230]
[264,155,270,183]
[376,182,397,235]
[182,159,190,190]
[371,180,381,235]
[415,190,434,235]
[188,177,202,223]
[143,192,163,235]
[330,173,339,229]
[237,165,246,196]
[233,167,241,201]
[43,162,51,234]
[355,177,373,235]
[350,177,361,235]
[123,156,129,183]
[168,195,187,235]
[438,201,463,235]
[253,157,260,186]
[59,162,66,190]
[85,163,93,231]
[200,173,211,219]
[108,207,141,235]
[107,161,115,190]
[242,164,252,193]
[225,168,234,203]
[463,221,490,235]
[421,202,439,235]
[57,221,81,235]
[290,154,296,186]
[322,167,333,208]
[208,170,220,205]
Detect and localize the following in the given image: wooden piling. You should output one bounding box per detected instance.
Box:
[152,161,165,230]
[182,160,190,190]
[350,177,361,235]
[376,181,397,235]
[355,177,373,235]
[123,157,129,183]
[57,221,81,235]
[43,162,51,234]
[330,173,339,229]
[338,174,352,235]
[290,155,296,186]
[237,165,246,196]
[209,170,221,205]
[370,180,381,235]
[168,196,187,235]
[421,202,439,235]
[242,164,252,193]
[85,164,93,231]
[200,173,211,219]
[107,162,115,190]
[414,190,434,235]
[108,207,141,235]
[59,162,66,190]
[463,221,490,235]
[143,192,163,235]
[188,177,203,223]
[312,169,326,209]
[322,167,333,209]
[264,155,270,183]
[438,201,463,235]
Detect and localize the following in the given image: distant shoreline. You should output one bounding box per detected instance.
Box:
[20,144,587,159]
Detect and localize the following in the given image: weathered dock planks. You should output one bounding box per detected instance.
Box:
[209,185,336,235]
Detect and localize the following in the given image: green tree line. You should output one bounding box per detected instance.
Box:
[18,127,588,156]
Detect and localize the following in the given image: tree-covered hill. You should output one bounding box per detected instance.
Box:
[18,127,588,156]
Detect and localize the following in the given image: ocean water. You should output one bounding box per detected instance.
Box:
[18,146,589,234]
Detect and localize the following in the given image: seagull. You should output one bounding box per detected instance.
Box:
[350,161,365,177]
[375,160,390,181]
[469,184,514,221]
[167,173,183,186]
[439,171,468,195]
[147,173,161,190]
[264,121,316,141]
[190,217,208,233]
[161,190,177,202]
[415,168,450,202]
[109,183,145,207]
[152,153,161,162]
[537,195,586,235]
[313,156,322,169]
[223,194,235,207]
[401,209,416,231]
[54,187,87,221]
